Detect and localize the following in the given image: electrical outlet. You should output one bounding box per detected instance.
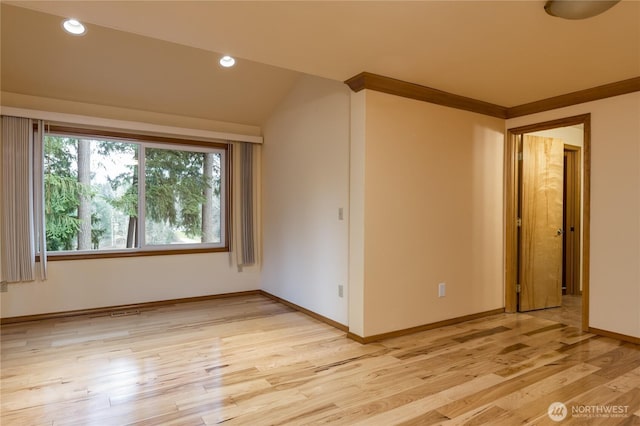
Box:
[338,207,344,221]
[438,282,446,298]
[338,284,344,298]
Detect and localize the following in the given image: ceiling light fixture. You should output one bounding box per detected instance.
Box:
[219,55,236,68]
[544,0,621,19]
[62,18,86,35]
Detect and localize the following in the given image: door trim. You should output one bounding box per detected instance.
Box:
[505,114,591,331]
[563,145,581,296]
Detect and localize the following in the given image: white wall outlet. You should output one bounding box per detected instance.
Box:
[438,282,446,298]
[338,207,344,221]
[338,284,344,298]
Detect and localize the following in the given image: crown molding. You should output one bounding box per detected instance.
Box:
[345,72,640,120]
[506,77,640,118]
[345,72,508,119]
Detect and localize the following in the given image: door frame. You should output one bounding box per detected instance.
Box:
[563,145,581,296]
[505,113,591,330]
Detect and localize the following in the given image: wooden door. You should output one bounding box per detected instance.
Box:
[519,135,564,311]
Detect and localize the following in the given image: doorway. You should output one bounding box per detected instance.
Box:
[505,114,591,330]
[563,145,581,296]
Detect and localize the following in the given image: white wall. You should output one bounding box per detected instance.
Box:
[0,254,259,318]
[261,75,350,325]
[348,91,367,336]
[353,90,505,337]
[507,92,640,338]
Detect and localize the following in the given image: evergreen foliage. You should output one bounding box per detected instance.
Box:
[43,136,222,251]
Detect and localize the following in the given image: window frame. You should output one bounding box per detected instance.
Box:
[39,125,231,260]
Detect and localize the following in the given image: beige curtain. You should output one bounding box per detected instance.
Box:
[0,116,47,283]
[230,142,261,271]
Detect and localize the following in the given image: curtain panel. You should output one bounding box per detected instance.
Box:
[1,116,47,283]
[230,142,261,270]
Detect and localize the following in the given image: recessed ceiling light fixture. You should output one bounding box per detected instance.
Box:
[62,18,86,35]
[219,55,236,68]
[544,0,621,19]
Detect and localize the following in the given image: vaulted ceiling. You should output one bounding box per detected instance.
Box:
[2,1,639,127]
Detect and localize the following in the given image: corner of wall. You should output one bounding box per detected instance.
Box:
[348,90,367,336]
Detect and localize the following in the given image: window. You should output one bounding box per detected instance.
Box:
[42,126,228,258]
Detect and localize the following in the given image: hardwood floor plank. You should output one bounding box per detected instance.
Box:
[395,409,450,425]
[606,366,640,393]
[201,387,308,424]
[589,344,640,379]
[437,361,580,419]
[444,404,516,426]
[2,295,638,425]
[348,374,506,425]
[452,326,511,343]
[493,349,567,378]
[495,363,601,411]
[501,373,612,424]
[522,322,566,336]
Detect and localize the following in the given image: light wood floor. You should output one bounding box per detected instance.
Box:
[1,295,639,425]
[524,295,582,329]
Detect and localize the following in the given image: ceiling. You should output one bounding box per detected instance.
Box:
[2,1,639,127]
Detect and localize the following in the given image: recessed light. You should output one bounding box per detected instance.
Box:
[219,55,236,68]
[62,18,86,36]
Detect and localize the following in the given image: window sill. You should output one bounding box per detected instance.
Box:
[37,246,229,261]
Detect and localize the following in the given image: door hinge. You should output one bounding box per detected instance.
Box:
[518,152,523,161]
[517,218,522,227]
[516,284,521,293]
